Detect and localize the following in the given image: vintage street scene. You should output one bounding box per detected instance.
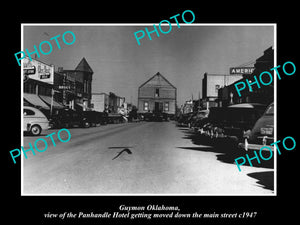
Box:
[22,25,275,195]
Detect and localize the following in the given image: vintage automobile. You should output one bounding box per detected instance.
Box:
[176,112,193,127]
[239,102,274,151]
[222,103,267,140]
[201,103,267,144]
[153,111,168,121]
[189,110,209,131]
[23,106,50,136]
[142,111,168,122]
[201,107,227,137]
[49,108,90,128]
[81,111,109,126]
[128,107,139,122]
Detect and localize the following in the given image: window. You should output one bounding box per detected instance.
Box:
[164,102,169,112]
[265,104,274,115]
[24,109,35,116]
[155,88,159,97]
[143,101,149,111]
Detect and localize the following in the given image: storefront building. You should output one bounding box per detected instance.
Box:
[23,57,65,117]
[91,92,125,114]
[60,57,93,111]
[218,46,274,107]
[202,73,243,108]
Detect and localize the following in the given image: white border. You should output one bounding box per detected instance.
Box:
[21,23,277,196]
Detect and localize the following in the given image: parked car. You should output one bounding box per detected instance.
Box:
[143,112,153,121]
[98,111,109,125]
[223,103,267,140]
[202,103,267,143]
[201,107,227,137]
[128,107,140,122]
[176,112,193,127]
[239,102,274,151]
[189,110,209,131]
[23,106,50,136]
[141,111,168,122]
[49,108,89,128]
[82,111,108,126]
[153,111,168,121]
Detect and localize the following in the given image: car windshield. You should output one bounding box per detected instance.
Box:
[265,105,274,115]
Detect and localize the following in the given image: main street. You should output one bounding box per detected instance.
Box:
[22,121,274,195]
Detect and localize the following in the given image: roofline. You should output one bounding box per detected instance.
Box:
[24,56,54,67]
[75,57,94,73]
[92,92,108,95]
[139,72,176,89]
[204,73,242,76]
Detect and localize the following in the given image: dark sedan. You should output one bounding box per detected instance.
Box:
[201,103,267,147]
[239,102,274,151]
[50,108,89,128]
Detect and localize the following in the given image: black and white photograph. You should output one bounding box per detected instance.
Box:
[21,24,275,195]
[5,4,298,225]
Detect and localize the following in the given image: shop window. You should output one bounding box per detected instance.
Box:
[164,102,169,112]
[143,101,149,111]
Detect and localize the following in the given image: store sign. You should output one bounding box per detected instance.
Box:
[24,66,36,75]
[22,57,54,84]
[230,67,255,75]
[57,85,71,90]
[40,74,51,79]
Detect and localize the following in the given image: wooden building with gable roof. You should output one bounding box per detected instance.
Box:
[138,72,176,116]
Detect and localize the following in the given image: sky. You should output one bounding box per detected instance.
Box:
[23,24,274,106]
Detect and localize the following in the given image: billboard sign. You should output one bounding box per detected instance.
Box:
[230,67,255,75]
[23,57,54,84]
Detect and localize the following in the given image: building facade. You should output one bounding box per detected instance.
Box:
[91,93,109,112]
[138,72,176,115]
[53,70,76,108]
[91,92,125,113]
[23,57,94,114]
[218,46,274,107]
[60,57,93,111]
[23,58,65,116]
[23,57,55,97]
[202,73,243,108]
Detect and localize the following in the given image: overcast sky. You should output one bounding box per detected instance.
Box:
[23,24,274,106]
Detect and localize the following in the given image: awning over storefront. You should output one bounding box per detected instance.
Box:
[39,95,65,109]
[23,93,50,109]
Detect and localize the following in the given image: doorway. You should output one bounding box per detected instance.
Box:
[154,102,163,112]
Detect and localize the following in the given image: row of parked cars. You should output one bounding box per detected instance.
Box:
[23,106,109,136]
[177,102,274,151]
[23,105,153,136]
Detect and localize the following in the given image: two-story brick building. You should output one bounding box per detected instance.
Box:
[138,72,176,116]
[60,57,93,111]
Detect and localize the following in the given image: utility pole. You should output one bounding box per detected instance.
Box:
[50,88,54,117]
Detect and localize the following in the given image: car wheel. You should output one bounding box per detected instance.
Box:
[30,125,41,136]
